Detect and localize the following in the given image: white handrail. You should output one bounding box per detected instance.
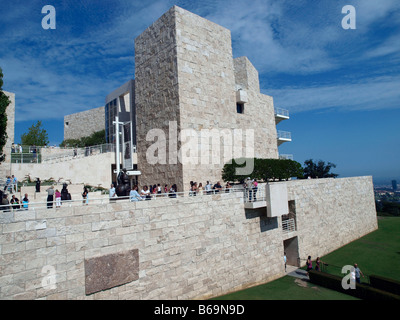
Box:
[282,218,296,233]
[0,188,240,212]
[277,130,292,140]
[275,108,289,118]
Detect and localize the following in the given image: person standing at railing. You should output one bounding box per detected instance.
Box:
[213,181,222,193]
[354,263,365,284]
[4,176,11,192]
[141,185,151,200]
[205,181,211,195]
[315,257,325,272]
[35,178,41,192]
[252,179,258,201]
[245,177,253,202]
[10,194,20,210]
[284,252,287,272]
[197,183,204,195]
[22,194,29,210]
[130,185,143,202]
[306,256,313,276]
[55,189,62,208]
[1,193,10,212]
[109,184,117,198]
[12,175,18,193]
[169,184,177,198]
[82,186,89,205]
[46,186,54,209]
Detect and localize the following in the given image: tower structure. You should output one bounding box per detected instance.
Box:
[135,6,285,192]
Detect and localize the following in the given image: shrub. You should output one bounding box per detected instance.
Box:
[222,158,303,183]
[369,275,400,296]
[308,270,400,300]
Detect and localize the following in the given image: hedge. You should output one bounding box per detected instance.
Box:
[221,158,304,183]
[308,270,400,300]
[369,275,400,296]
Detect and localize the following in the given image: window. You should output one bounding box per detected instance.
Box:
[236,103,244,114]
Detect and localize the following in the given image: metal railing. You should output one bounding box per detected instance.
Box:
[0,188,239,212]
[42,143,117,163]
[279,154,294,160]
[277,130,292,140]
[242,185,266,203]
[0,184,272,212]
[10,143,120,164]
[282,218,296,233]
[275,108,289,118]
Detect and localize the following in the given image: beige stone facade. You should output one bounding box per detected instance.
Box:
[64,106,105,141]
[0,176,377,300]
[0,91,15,178]
[12,151,114,187]
[135,6,279,192]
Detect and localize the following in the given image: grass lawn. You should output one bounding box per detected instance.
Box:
[213,216,400,300]
[212,275,358,300]
[317,216,400,282]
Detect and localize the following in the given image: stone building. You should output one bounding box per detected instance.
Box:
[64,105,105,141]
[0,5,379,301]
[134,6,289,192]
[60,6,292,190]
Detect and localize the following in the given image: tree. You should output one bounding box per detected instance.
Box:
[303,159,339,179]
[60,129,106,148]
[0,67,11,163]
[20,120,49,146]
[222,158,304,183]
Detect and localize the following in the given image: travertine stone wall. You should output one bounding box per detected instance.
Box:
[135,6,279,192]
[286,176,378,262]
[0,91,15,178]
[11,152,114,187]
[0,191,284,300]
[232,57,278,159]
[0,176,377,300]
[135,6,183,191]
[64,106,105,141]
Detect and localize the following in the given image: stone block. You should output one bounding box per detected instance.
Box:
[84,248,139,295]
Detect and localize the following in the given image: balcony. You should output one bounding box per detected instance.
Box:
[282,218,296,233]
[277,130,292,146]
[243,184,267,209]
[275,108,289,125]
[279,154,294,160]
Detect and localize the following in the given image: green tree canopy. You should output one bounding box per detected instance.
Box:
[0,67,11,162]
[222,158,304,183]
[303,159,339,179]
[60,129,106,148]
[20,120,49,146]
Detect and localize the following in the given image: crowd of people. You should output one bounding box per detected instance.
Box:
[1,174,29,212]
[304,255,365,283]
[2,173,260,210]
[107,178,261,203]
[109,183,179,201]
[0,174,90,211]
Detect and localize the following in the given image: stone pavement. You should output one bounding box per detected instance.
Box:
[286,265,309,281]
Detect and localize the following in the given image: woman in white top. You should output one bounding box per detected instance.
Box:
[141,185,151,200]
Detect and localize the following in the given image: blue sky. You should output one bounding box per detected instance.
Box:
[1,0,399,185]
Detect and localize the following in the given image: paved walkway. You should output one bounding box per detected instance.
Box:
[286,265,309,281]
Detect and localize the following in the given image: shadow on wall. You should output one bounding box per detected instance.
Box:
[245,208,278,232]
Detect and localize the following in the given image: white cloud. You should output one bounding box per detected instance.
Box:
[266,76,400,113]
[2,0,400,125]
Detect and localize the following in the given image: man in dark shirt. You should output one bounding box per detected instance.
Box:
[213,181,222,193]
